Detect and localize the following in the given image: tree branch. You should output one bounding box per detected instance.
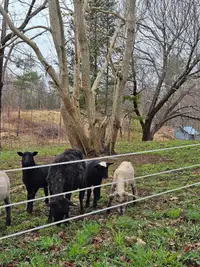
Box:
[91,20,124,95]
[0,4,60,86]
[1,0,48,46]
[132,55,144,127]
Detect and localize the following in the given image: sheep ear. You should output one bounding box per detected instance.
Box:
[94,162,107,168]
[66,199,77,207]
[17,152,23,156]
[32,152,38,156]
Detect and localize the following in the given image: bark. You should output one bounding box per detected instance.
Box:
[73,15,81,110]
[74,0,103,154]
[61,104,91,155]
[141,119,154,141]
[106,0,136,154]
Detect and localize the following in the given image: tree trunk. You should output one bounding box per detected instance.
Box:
[142,129,154,141]
[127,116,131,141]
[61,104,98,155]
[0,0,9,149]
[73,14,81,110]
[16,89,22,137]
[142,119,154,141]
[106,0,136,154]
[74,0,104,154]
[0,76,3,149]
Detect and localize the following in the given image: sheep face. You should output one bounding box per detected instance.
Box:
[48,198,77,223]
[17,151,38,167]
[94,162,114,179]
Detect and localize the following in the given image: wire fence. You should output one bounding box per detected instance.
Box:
[1,162,200,209]
[0,143,200,241]
[1,143,200,173]
[0,181,199,241]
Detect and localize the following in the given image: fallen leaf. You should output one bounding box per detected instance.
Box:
[184,245,191,252]
[170,197,179,201]
[58,231,67,240]
[125,236,137,243]
[92,236,103,244]
[136,238,146,246]
[61,261,75,267]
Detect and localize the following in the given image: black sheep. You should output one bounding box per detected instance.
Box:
[84,160,114,208]
[46,148,86,223]
[17,151,49,213]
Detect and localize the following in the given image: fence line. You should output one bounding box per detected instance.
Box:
[1,143,200,173]
[1,162,200,209]
[0,181,199,241]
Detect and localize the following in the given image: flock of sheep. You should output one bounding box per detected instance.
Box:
[0,148,137,227]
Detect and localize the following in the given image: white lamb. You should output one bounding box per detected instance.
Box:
[107,161,137,215]
[0,171,11,226]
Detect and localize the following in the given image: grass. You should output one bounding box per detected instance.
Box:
[0,139,200,266]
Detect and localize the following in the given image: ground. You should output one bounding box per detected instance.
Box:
[0,139,200,266]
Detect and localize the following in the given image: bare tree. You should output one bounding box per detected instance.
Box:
[132,0,200,140]
[0,0,48,148]
[0,0,134,155]
[0,0,8,149]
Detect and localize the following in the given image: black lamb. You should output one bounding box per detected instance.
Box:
[46,148,86,223]
[84,160,114,208]
[17,151,49,214]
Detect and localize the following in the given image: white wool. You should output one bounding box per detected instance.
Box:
[99,161,107,168]
[108,161,137,215]
[0,171,10,201]
[112,161,136,197]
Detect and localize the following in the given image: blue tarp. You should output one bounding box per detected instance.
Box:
[174,126,200,140]
[183,126,199,135]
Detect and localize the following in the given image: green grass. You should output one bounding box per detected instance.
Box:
[0,139,200,266]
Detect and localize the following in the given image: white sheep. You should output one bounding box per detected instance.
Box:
[107,161,137,215]
[0,171,11,226]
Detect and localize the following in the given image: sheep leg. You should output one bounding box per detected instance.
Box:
[44,186,49,204]
[79,190,85,214]
[107,194,114,214]
[93,187,101,208]
[4,196,11,226]
[107,184,116,214]
[47,190,53,223]
[26,190,36,214]
[47,209,53,223]
[65,193,72,201]
[131,183,138,200]
[85,189,91,208]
